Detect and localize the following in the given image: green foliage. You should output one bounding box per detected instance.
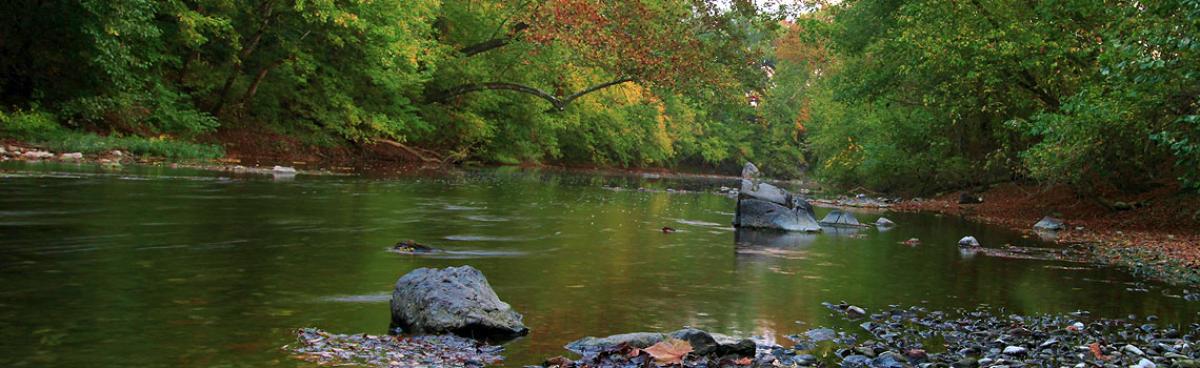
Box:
[790,0,1200,194]
[0,109,223,160]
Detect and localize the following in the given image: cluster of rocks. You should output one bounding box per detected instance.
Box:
[0,145,124,164]
[813,194,900,209]
[288,328,502,368]
[786,304,1200,368]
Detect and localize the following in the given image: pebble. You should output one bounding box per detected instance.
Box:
[847,305,867,317]
[60,152,83,160]
[273,165,297,174]
[1002,346,1027,355]
[1125,345,1146,356]
[1134,358,1156,368]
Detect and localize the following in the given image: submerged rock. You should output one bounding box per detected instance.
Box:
[819,210,863,227]
[391,240,440,254]
[390,266,528,340]
[1033,216,1064,231]
[272,165,297,174]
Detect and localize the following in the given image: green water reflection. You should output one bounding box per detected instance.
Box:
[0,163,1195,367]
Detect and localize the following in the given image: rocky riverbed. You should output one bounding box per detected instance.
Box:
[287,302,1200,368]
[533,302,1200,368]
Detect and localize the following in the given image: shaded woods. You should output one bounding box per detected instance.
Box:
[1,0,1198,193]
[0,0,803,176]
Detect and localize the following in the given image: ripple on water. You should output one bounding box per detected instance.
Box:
[464,215,512,222]
[443,235,525,242]
[675,219,724,227]
[318,293,392,303]
[444,205,484,211]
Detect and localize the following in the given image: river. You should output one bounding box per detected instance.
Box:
[0,163,1194,367]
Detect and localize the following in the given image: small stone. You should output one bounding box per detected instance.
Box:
[111,150,123,157]
[273,165,297,174]
[875,217,896,227]
[847,305,866,317]
[958,236,981,247]
[1134,358,1156,368]
[953,357,979,368]
[1002,346,1027,355]
[793,354,818,366]
[805,328,837,342]
[1033,216,1064,231]
[1124,345,1146,356]
[841,355,872,368]
[60,152,83,161]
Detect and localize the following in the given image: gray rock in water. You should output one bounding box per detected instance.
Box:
[390,266,528,340]
[1033,216,1064,231]
[958,236,980,247]
[733,162,821,232]
[819,210,862,227]
[566,329,755,357]
[735,198,822,232]
[565,332,667,353]
[874,217,896,227]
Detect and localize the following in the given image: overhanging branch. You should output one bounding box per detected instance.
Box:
[433,77,637,112]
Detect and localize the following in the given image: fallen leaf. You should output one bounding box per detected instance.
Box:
[1089,342,1110,361]
[643,338,693,365]
[735,357,753,365]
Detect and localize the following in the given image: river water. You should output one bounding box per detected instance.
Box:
[1,163,1195,367]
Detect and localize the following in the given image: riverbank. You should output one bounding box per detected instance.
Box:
[893,183,1200,285]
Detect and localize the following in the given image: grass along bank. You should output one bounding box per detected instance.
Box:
[1,110,223,161]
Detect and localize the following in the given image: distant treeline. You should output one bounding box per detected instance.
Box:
[786,0,1200,194]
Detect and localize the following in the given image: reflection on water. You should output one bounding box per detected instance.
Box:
[0,162,1197,367]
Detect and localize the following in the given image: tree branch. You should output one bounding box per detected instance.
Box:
[433,77,636,112]
[457,23,528,57]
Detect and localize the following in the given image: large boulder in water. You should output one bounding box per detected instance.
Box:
[819,210,862,227]
[390,266,528,340]
[735,198,822,232]
[732,163,821,232]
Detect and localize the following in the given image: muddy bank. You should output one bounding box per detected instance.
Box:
[893,183,1200,285]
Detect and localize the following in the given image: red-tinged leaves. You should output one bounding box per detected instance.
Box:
[643,338,693,365]
[1089,342,1110,361]
[734,357,753,365]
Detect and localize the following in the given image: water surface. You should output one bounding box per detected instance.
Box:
[0,162,1195,367]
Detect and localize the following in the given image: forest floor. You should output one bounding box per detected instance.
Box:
[894,183,1200,285]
